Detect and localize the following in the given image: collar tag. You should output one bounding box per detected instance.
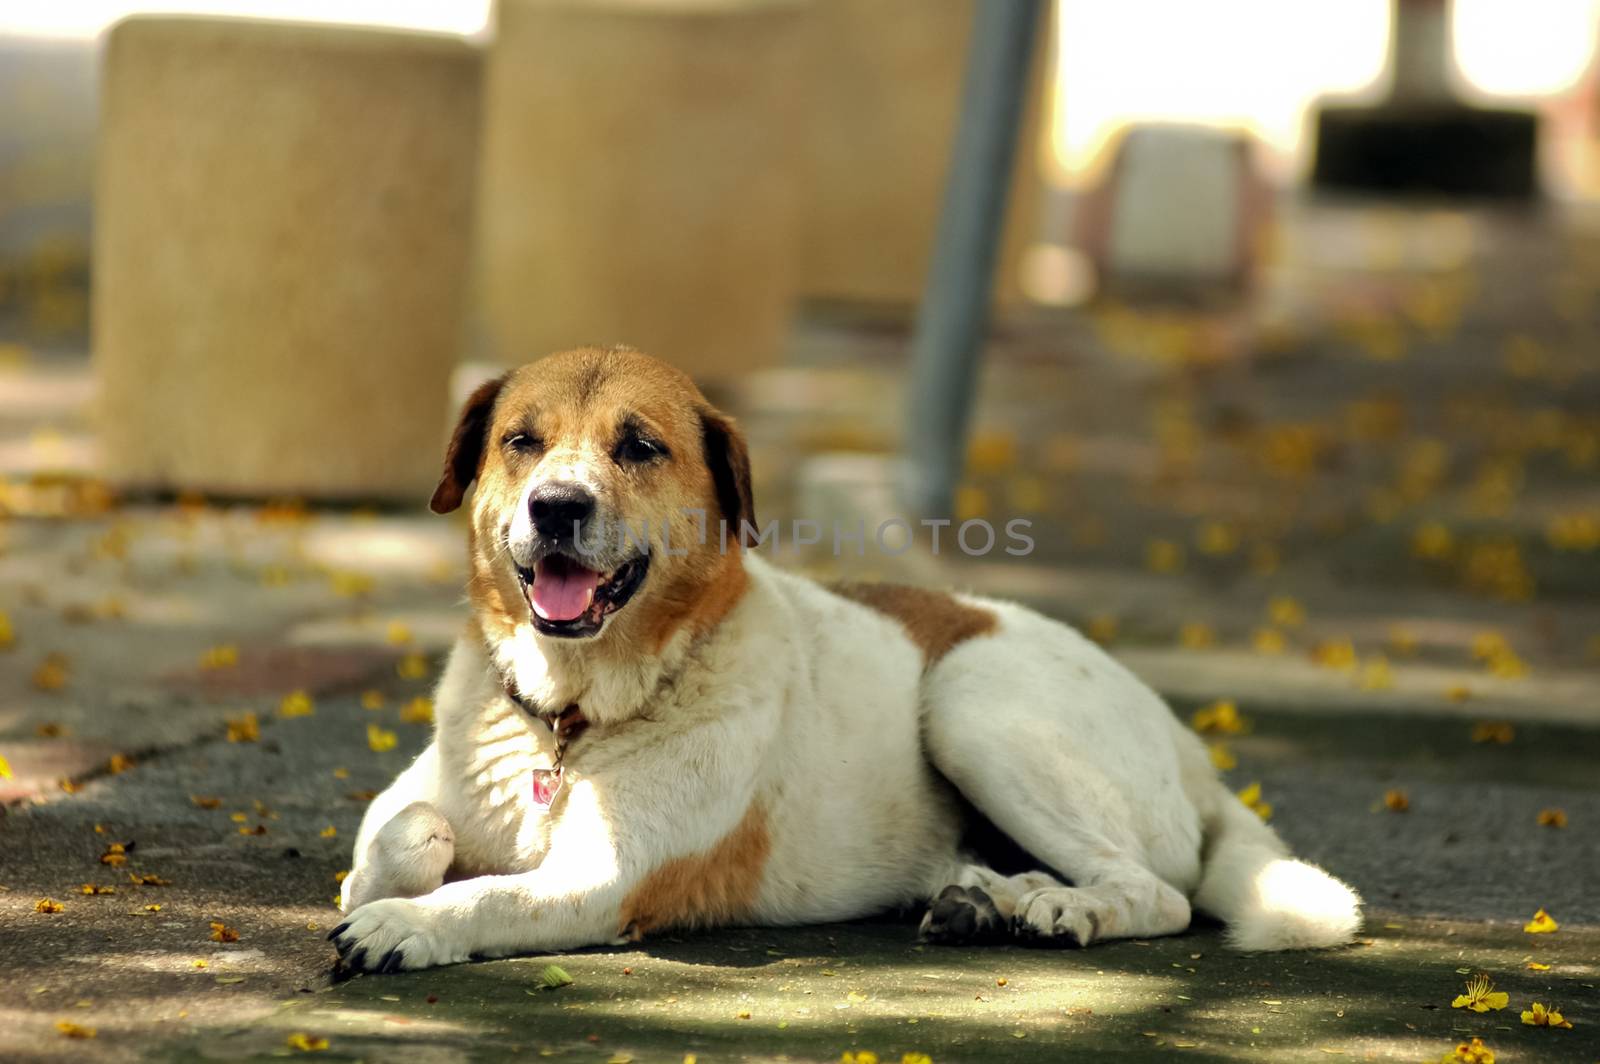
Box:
[531,766,563,807]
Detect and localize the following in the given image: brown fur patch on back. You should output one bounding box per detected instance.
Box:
[829,582,998,667]
[619,803,770,938]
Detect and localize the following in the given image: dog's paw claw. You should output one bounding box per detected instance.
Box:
[329,898,466,974]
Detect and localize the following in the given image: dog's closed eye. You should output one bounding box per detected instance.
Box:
[614,416,669,464]
[502,432,543,456]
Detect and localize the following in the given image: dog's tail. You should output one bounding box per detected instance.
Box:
[1191,780,1361,951]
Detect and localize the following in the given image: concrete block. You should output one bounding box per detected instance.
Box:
[797,0,1049,308]
[473,0,806,382]
[1074,125,1267,297]
[94,17,481,500]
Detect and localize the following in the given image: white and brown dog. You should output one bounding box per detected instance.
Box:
[332,346,1360,973]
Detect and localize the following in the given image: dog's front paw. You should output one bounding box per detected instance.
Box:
[341,802,456,914]
[329,898,470,974]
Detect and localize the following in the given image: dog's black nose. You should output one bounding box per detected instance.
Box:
[529,483,595,538]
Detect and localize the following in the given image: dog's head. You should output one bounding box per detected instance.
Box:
[431,347,755,649]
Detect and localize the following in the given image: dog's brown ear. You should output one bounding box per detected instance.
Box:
[430,374,507,514]
[700,406,757,546]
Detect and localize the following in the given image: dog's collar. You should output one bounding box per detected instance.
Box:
[502,679,588,748]
[502,678,587,808]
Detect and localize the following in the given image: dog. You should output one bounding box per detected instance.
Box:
[331,346,1360,973]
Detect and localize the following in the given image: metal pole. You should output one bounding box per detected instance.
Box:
[902,0,1042,518]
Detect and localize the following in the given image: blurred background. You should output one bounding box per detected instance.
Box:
[1,0,1597,761]
[1,3,1598,1056]
[3,0,1599,756]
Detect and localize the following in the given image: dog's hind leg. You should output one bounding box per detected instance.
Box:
[920,617,1202,947]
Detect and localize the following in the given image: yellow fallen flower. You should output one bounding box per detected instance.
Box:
[1086,615,1118,646]
[1387,626,1418,657]
[1441,1036,1493,1063]
[1537,808,1567,828]
[367,724,398,753]
[1145,539,1184,574]
[1411,522,1454,560]
[397,652,429,680]
[1208,743,1236,771]
[1382,789,1409,812]
[1524,908,1559,934]
[1267,595,1305,628]
[1310,638,1357,671]
[1520,1002,1572,1029]
[360,690,385,710]
[279,690,314,718]
[1358,655,1393,690]
[1192,700,1247,735]
[286,1032,330,1052]
[32,652,70,691]
[385,621,413,646]
[1451,972,1508,1012]
[35,898,64,913]
[1470,721,1514,744]
[0,753,11,779]
[55,1021,96,1039]
[1236,782,1272,821]
[226,712,260,743]
[1252,627,1286,655]
[399,696,434,724]
[1195,521,1239,556]
[199,644,239,670]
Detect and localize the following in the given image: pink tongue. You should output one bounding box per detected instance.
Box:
[530,560,601,622]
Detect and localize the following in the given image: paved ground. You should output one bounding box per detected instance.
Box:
[2,200,1598,1061]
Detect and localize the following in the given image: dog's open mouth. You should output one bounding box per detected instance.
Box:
[515,553,649,638]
